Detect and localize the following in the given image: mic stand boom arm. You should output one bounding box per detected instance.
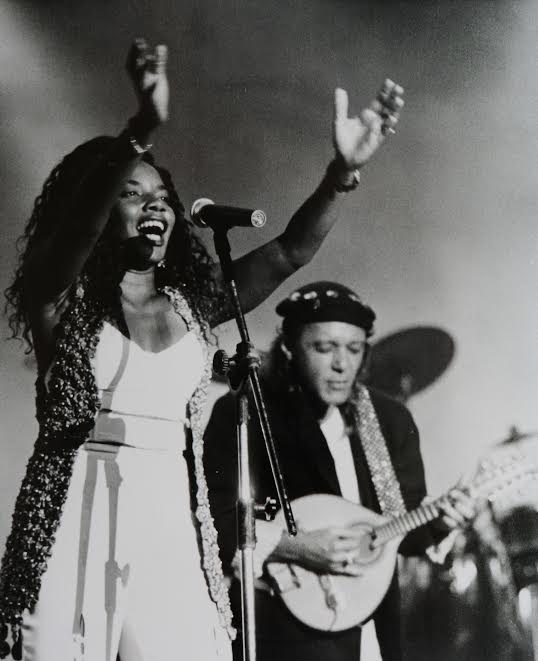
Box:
[211,229,297,661]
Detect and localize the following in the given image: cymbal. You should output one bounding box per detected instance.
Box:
[364,326,455,401]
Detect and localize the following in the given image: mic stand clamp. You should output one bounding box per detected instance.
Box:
[255,498,278,522]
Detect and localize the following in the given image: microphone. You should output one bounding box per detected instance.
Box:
[120,235,154,269]
[191,198,267,230]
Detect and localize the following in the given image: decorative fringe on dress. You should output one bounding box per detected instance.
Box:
[165,287,235,639]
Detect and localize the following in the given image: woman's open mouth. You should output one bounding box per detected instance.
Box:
[137,218,168,245]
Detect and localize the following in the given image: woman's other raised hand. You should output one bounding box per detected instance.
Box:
[126,38,169,131]
[333,78,404,170]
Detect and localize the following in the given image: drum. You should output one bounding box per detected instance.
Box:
[488,434,538,591]
[400,513,531,661]
[498,507,538,590]
[400,537,486,661]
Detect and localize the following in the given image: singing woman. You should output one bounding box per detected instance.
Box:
[1,39,403,661]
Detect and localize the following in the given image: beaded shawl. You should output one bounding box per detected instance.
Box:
[0,283,235,657]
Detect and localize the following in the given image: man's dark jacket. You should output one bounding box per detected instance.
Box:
[203,384,444,661]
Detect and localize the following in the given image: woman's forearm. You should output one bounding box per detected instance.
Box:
[25,123,155,303]
[276,159,355,270]
[219,161,357,319]
[61,119,154,241]
[25,39,169,303]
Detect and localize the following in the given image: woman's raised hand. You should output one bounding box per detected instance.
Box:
[126,38,169,130]
[333,79,404,170]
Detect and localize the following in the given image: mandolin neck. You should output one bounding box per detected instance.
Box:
[372,499,442,546]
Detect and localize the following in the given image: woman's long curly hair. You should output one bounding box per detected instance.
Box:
[5,136,226,352]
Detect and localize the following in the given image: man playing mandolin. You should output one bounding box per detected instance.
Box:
[204,281,475,661]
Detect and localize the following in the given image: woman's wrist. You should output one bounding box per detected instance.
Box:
[108,117,154,166]
[127,113,157,147]
[325,157,361,193]
[112,114,156,161]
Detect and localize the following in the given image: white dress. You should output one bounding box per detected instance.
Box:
[21,322,232,661]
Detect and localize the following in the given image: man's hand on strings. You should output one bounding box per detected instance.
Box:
[437,487,476,530]
[275,526,366,576]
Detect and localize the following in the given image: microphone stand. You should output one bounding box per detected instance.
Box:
[211,228,297,661]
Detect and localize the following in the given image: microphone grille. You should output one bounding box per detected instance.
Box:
[251,210,267,228]
[190,198,214,228]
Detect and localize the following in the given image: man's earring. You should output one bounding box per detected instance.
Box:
[280,342,293,361]
[157,258,166,269]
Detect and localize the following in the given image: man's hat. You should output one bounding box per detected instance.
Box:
[276,281,376,336]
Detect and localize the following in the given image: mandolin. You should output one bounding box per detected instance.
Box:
[265,456,535,632]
